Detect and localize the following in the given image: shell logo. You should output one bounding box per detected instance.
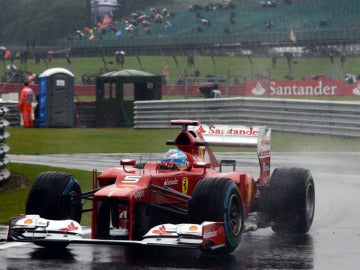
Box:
[24,219,33,225]
[189,225,198,231]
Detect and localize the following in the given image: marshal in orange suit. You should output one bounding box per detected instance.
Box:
[18,82,34,127]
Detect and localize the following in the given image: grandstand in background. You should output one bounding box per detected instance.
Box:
[60,0,360,57]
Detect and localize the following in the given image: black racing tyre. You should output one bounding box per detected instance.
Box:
[265,167,315,233]
[188,177,243,253]
[26,171,83,223]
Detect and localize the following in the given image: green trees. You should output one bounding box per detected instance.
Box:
[0,0,87,44]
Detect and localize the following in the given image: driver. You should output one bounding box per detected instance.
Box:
[160,149,190,170]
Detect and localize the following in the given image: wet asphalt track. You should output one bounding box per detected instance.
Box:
[1,152,360,269]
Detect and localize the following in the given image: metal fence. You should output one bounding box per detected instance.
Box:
[2,98,360,138]
[134,97,360,138]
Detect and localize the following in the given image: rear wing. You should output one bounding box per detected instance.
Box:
[190,124,271,186]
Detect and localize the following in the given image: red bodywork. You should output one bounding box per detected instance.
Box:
[91,120,271,240]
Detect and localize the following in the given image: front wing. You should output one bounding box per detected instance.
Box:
[7,215,226,251]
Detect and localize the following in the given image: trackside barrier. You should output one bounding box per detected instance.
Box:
[133,97,360,138]
[0,107,10,184]
[0,102,20,126]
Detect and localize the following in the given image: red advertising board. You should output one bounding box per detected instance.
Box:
[245,80,360,97]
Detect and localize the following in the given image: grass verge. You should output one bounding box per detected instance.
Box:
[5,55,360,85]
[7,127,360,154]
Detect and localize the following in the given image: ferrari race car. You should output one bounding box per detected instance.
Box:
[7,120,315,253]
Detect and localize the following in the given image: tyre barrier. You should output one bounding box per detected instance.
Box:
[0,102,20,127]
[0,106,10,184]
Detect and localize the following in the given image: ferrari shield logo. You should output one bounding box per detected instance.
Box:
[182,177,189,194]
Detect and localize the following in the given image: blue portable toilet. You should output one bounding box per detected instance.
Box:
[37,68,75,127]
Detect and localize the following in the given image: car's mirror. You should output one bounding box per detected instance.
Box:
[120,159,136,166]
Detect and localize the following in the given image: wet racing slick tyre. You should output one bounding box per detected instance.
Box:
[188,177,243,253]
[265,167,315,233]
[26,171,83,248]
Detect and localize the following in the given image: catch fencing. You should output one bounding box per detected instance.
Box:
[134,97,360,138]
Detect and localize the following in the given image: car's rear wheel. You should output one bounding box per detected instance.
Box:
[188,177,243,253]
[264,167,315,233]
[26,171,83,248]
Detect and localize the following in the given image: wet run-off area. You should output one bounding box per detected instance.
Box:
[1,152,360,269]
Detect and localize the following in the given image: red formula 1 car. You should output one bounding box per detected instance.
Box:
[7,120,315,253]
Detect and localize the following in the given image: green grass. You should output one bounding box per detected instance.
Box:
[7,127,176,154]
[6,55,360,87]
[2,125,360,225]
[6,127,360,154]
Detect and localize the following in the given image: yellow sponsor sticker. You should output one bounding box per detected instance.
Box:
[247,180,253,203]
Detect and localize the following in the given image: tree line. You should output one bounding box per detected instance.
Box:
[0,0,87,44]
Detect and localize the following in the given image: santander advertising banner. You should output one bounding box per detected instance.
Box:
[245,80,360,97]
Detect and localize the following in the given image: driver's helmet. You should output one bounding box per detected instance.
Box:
[161,149,189,170]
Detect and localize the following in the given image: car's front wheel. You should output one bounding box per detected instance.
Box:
[188,177,243,253]
[26,171,83,248]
